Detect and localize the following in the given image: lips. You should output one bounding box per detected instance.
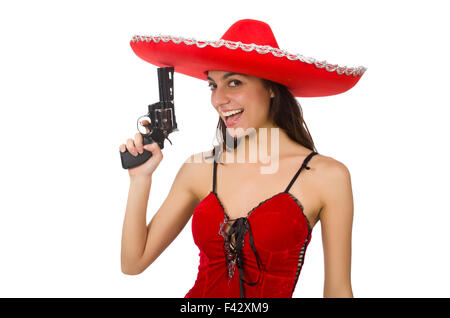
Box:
[220,108,244,116]
[221,108,242,113]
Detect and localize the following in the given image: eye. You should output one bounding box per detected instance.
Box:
[208,82,216,90]
[229,79,241,87]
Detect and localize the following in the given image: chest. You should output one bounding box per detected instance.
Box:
[194,161,322,230]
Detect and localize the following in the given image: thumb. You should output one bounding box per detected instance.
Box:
[144,143,159,151]
[143,143,154,150]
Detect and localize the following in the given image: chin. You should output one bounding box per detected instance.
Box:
[226,126,255,139]
[226,128,244,139]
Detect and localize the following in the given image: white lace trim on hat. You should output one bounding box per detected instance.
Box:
[131,34,367,77]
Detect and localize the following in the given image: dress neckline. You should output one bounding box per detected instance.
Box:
[208,190,312,232]
[207,150,318,231]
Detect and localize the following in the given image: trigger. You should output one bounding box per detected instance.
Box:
[142,124,152,136]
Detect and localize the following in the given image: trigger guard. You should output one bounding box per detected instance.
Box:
[137,119,152,135]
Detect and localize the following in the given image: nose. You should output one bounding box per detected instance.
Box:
[211,85,230,109]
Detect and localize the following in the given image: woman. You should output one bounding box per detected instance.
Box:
[120,19,366,298]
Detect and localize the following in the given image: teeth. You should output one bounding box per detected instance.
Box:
[222,109,244,117]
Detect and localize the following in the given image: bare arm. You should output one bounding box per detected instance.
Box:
[119,127,200,275]
[121,155,199,275]
[319,160,354,297]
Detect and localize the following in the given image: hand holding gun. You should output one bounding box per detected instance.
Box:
[119,67,178,170]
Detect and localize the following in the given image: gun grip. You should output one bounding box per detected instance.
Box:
[120,135,155,169]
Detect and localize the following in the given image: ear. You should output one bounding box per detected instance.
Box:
[269,89,275,99]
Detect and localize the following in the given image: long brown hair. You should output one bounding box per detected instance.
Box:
[209,79,317,163]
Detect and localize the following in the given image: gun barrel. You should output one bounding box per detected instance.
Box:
[157,67,174,104]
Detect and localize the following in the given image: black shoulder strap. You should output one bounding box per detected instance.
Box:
[212,159,217,194]
[284,151,318,193]
[212,145,222,194]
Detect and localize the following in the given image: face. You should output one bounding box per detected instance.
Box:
[207,70,274,138]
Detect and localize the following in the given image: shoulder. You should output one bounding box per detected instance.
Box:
[311,153,351,183]
[311,153,353,216]
[178,149,216,201]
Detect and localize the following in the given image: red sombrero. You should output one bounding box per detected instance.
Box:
[130,19,367,97]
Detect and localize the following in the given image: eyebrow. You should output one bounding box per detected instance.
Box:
[206,72,246,82]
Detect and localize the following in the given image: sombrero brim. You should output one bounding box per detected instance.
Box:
[130,35,367,97]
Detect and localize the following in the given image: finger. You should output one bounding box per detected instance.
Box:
[143,142,159,153]
[135,133,144,154]
[126,138,138,156]
[145,142,162,153]
[119,144,126,153]
[141,120,150,134]
[143,143,154,151]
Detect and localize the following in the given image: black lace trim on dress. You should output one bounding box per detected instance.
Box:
[286,192,312,295]
[218,214,262,298]
[216,189,273,298]
[292,227,312,295]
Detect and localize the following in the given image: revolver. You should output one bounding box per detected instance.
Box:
[120,67,178,169]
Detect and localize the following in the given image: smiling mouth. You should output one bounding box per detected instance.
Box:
[224,110,244,127]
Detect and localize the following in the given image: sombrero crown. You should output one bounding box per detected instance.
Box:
[131,19,367,97]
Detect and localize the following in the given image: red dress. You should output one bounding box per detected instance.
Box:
[185,151,318,298]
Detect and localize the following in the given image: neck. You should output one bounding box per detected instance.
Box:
[223,123,295,168]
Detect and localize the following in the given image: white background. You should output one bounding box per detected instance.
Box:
[0,0,449,298]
